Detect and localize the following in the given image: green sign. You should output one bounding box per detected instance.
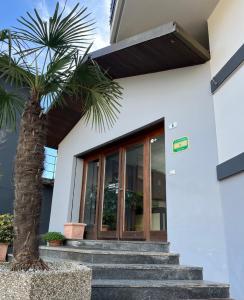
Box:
[173,137,189,153]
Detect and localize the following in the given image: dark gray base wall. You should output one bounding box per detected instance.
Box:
[40,183,53,234]
[0,129,19,214]
[219,172,244,300]
[0,178,53,235]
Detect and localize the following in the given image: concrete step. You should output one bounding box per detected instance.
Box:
[88,263,203,280]
[66,239,169,253]
[91,280,230,300]
[39,246,179,264]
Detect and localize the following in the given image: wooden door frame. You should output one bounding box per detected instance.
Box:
[97,149,121,240]
[79,124,167,242]
[119,137,147,240]
[147,128,167,242]
[79,154,101,240]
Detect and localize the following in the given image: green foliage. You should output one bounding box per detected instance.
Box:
[42,232,65,242]
[0,30,9,41]
[0,85,24,129]
[0,1,122,131]
[0,214,14,243]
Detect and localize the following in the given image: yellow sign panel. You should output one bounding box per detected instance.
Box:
[173,137,189,152]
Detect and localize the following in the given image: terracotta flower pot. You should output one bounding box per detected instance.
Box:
[48,240,63,247]
[64,223,86,240]
[102,225,110,232]
[0,243,8,262]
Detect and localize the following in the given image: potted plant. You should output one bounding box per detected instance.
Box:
[42,232,65,247]
[0,214,13,262]
[64,223,86,240]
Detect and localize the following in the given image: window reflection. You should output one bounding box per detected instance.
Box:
[84,160,99,225]
[150,136,167,231]
[125,144,144,231]
[102,152,119,231]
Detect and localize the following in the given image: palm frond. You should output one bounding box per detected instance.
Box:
[0,54,34,88]
[70,58,123,131]
[1,2,123,132]
[15,2,94,54]
[0,85,24,129]
[40,49,75,107]
[0,29,12,58]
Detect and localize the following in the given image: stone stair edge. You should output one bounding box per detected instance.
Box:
[39,246,179,256]
[87,263,203,270]
[66,239,170,245]
[92,279,230,288]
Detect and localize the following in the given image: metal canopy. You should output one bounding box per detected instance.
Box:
[46,22,210,149]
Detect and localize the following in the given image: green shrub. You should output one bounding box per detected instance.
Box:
[0,214,14,244]
[42,232,65,242]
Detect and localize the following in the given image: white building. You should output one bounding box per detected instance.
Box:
[47,1,244,299]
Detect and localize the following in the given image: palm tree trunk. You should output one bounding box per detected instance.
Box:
[12,96,48,271]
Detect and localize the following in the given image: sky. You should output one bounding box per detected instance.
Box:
[0,0,111,51]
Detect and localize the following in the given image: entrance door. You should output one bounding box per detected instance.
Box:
[120,141,146,240]
[98,151,120,239]
[80,125,167,241]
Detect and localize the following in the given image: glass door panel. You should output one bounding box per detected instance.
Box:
[81,125,167,242]
[150,135,167,240]
[123,144,144,238]
[101,152,120,234]
[83,159,99,239]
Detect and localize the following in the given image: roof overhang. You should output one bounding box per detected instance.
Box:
[46,22,210,149]
[91,22,210,79]
[110,0,220,46]
[46,98,84,149]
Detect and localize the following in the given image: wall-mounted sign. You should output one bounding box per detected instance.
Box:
[173,137,189,153]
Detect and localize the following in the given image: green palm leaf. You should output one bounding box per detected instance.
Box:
[70,58,122,130]
[1,2,122,131]
[0,85,24,129]
[15,2,94,54]
[0,54,34,87]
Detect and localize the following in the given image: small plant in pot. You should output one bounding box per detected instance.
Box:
[0,214,13,262]
[42,232,65,247]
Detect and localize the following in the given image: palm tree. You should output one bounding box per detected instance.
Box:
[0,2,122,271]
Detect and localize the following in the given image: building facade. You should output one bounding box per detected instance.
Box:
[48,1,244,299]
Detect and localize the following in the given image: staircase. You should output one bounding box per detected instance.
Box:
[39,240,232,300]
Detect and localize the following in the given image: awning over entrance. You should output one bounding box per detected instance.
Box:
[46,22,210,149]
[91,22,210,79]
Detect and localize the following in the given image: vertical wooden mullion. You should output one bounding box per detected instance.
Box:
[119,147,125,239]
[79,161,88,223]
[94,155,102,239]
[144,137,151,241]
[97,154,105,236]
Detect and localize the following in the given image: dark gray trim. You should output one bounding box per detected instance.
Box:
[77,118,164,158]
[110,0,117,25]
[110,0,125,43]
[211,44,244,93]
[217,152,244,180]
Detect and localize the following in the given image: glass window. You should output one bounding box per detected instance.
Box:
[102,152,119,231]
[84,159,99,225]
[150,136,167,231]
[124,144,144,231]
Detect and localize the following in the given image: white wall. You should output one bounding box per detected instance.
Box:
[219,173,244,299]
[208,0,244,76]
[208,0,244,163]
[49,62,229,283]
[208,1,244,299]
